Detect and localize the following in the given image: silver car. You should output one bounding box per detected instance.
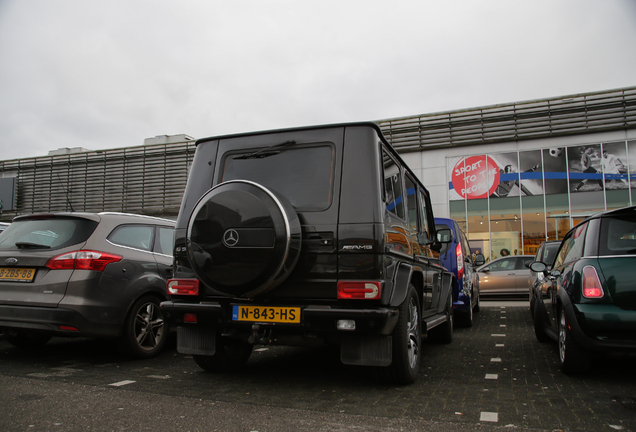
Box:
[477,255,534,297]
[0,212,174,358]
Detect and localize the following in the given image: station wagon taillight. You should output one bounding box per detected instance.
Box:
[45,250,123,271]
[167,278,200,295]
[581,265,604,299]
[337,281,381,299]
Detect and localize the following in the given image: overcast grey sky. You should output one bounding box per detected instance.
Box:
[0,0,635,161]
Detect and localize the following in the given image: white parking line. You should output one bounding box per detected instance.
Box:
[485,374,498,380]
[491,334,506,337]
[480,412,499,422]
[108,380,136,387]
[491,358,502,363]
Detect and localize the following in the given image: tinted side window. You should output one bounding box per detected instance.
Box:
[405,175,418,234]
[109,225,154,251]
[418,188,431,240]
[383,149,404,219]
[554,223,588,267]
[154,227,174,255]
[518,256,534,269]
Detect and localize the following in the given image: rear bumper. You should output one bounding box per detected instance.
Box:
[160,300,399,336]
[567,302,636,352]
[0,304,120,338]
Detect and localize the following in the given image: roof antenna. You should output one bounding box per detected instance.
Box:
[57,174,75,212]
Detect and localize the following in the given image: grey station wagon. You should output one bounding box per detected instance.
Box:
[0,212,175,358]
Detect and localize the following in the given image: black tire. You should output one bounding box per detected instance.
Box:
[118,295,168,359]
[428,293,453,344]
[532,301,551,343]
[473,288,480,313]
[193,337,253,372]
[376,285,421,385]
[558,309,591,374]
[458,295,474,327]
[6,331,51,350]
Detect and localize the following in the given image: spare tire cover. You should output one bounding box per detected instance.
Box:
[187,180,301,298]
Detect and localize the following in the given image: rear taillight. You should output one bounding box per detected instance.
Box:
[582,265,604,299]
[167,279,200,295]
[45,250,123,271]
[337,281,381,299]
[456,243,464,279]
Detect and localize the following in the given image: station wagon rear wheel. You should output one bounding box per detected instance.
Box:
[119,295,167,359]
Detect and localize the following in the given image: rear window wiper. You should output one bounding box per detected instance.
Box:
[233,140,296,160]
[15,242,51,249]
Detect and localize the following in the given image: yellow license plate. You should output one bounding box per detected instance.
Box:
[232,305,301,324]
[0,267,36,282]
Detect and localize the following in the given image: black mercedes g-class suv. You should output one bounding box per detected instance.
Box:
[161,122,453,384]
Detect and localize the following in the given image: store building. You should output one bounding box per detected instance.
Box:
[0,86,635,262]
[377,86,636,259]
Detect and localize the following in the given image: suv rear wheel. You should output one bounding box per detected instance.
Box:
[377,285,421,384]
[118,295,167,358]
[193,336,254,372]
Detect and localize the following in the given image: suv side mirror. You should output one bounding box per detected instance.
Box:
[474,253,485,266]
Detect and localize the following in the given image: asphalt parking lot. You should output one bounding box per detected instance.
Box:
[2,301,636,431]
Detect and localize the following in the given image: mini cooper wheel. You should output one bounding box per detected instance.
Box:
[558,309,591,374]
[377,285,421,384]
[119,295,167,359]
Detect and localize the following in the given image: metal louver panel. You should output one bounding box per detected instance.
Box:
[0,140,195,220]
[377,87,636,153]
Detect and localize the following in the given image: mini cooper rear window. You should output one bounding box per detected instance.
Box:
[0,218,98,250]
[221,145,334,211]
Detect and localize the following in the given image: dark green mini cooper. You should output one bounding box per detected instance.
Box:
[531,206,636,374]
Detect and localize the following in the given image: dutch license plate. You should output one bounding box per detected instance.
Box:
[232,305,301,324]
[0,267,36,282]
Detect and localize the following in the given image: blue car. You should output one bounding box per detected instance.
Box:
[434,218,485,326]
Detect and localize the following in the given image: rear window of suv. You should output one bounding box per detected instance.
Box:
[599,216,636,256]
[0,217,98,250]
[221,144,334,211]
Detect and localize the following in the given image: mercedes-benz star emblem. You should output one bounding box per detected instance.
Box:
[223,229,240,248]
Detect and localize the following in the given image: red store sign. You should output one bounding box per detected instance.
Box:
[451,155,500,199]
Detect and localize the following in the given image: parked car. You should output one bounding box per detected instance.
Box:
[530,205,636,374]
[477,255,534,297]
[529,240,561,316]
[0,212,175,358]
[161,122,454,385]
[434,217,485,327]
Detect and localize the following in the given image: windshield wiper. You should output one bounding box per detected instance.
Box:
[233,140,296,160]
[15,242,51,249]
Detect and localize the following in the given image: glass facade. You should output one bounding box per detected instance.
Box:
[448,140,635,260]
